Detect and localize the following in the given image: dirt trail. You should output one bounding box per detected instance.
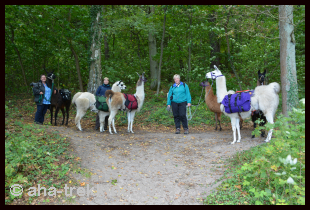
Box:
[46,125,264,205]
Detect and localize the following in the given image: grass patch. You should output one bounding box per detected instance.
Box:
[202,99,305,205]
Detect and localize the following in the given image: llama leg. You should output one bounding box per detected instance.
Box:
[99,112,104,132]
[214,113,218,130]
[236,117,242,143]
[75,108,86,131]
[130,111,136,133]
[127,112,131,132]
[108,111,117,134]
[217,113,222,131]
[252,121,257,138]
[230,117,237,144]
[264,113,274,142]
[112,117,117,134]
[50,106,54,125]
[55,107,60,126]
[60,108,65,125]
[65,104,70,125]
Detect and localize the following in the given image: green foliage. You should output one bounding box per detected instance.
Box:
[5,5,305,99]
[203,100,305,205]
[5,100,72,204]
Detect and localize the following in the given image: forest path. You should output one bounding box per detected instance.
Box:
[46,124,264,205]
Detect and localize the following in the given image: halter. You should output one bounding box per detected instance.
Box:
[47,73,55,83]
[210,72,224,80]
[259,75,265,85]
[140,78,147,82]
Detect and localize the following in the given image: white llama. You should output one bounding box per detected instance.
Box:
[206,65,280,144]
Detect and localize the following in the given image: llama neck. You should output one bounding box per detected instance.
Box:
[205,85,215,100]
[215,76,227,104]
[135,83,145,108]
[111,85,121,92]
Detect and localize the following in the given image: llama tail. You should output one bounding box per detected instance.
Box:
[72,92,83,105]
[105,90,114,99]
[268,82,281,94]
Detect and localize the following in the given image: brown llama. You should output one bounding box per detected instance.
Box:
[199,80,243,131]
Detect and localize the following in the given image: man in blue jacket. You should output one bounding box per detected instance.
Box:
[95,77,111,130]
[167,74,191,134]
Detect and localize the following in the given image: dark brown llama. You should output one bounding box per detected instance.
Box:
[45,69,71,126]
[251,70,267,138]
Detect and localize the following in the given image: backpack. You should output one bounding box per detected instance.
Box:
[123,93,138,111]
[59,89,71,101]
[95,95,109,112]
[221,90,253,114]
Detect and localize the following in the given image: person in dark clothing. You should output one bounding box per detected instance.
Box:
[167,74,192,134]
[33,74,56,125]
[95,77,112,130]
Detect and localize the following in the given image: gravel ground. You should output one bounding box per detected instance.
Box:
[45,124,265,205]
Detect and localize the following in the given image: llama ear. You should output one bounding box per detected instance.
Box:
[258,70,261,74]
[263,69,266,74]
[118,81,121,85]
[136,72,140,77]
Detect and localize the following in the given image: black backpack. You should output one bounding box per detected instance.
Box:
[59,89,71,101]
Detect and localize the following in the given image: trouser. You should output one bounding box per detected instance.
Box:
[171,101,188,129]
[34,104,50,124]
[95,113,109,129]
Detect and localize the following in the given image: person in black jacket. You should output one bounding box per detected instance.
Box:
[33,74,56,125]
[95,77,112,130]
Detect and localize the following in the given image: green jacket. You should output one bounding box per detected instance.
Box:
[167,82,191,105]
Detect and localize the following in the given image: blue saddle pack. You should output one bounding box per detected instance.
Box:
[221,90,254,114]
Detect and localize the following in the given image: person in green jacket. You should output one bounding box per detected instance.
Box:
[167,74,192,134]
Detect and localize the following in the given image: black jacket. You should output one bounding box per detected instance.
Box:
[32,80,46,105]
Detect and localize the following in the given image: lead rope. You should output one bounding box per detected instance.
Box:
[186,80,213,121]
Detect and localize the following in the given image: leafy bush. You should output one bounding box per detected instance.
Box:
[203,99,305,205]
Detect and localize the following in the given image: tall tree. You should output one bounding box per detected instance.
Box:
[156,6,167,95]
[279,5,298,116]
[148,6,159,90]
[209,12,220,69]
[87,5,103,94]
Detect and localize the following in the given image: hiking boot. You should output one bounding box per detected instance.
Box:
[184,128,189,134]
[175,128,180,134]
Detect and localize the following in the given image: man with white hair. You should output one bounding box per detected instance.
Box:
[167,74,192,134]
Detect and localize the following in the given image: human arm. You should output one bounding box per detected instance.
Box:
[185,84,191,106]
[167,87,173,106]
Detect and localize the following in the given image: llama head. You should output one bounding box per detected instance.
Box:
[199,80,210,87]
[258,70,266,85]
[136,72,147,87]
[44,67,56,81]
[117,80,127,90]
[206,65,222,80]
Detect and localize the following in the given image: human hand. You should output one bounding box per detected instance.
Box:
[167,105,170,108]
[54,90,56,94]
[40,92,43,95]
[187,103,191,107]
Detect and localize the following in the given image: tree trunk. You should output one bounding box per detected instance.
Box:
[279,5,298,116]
[87,5,103,94]
[224,6,242,91]
[178,44,184,70]
[148,6,159,90]
[7,27,27,86]
[103,6,110,60]
[187,12,192,83]
[156,6,167,95]
[209,12,220,69]
[69,41,84,91]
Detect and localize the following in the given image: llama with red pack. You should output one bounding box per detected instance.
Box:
[105,72,146,134]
